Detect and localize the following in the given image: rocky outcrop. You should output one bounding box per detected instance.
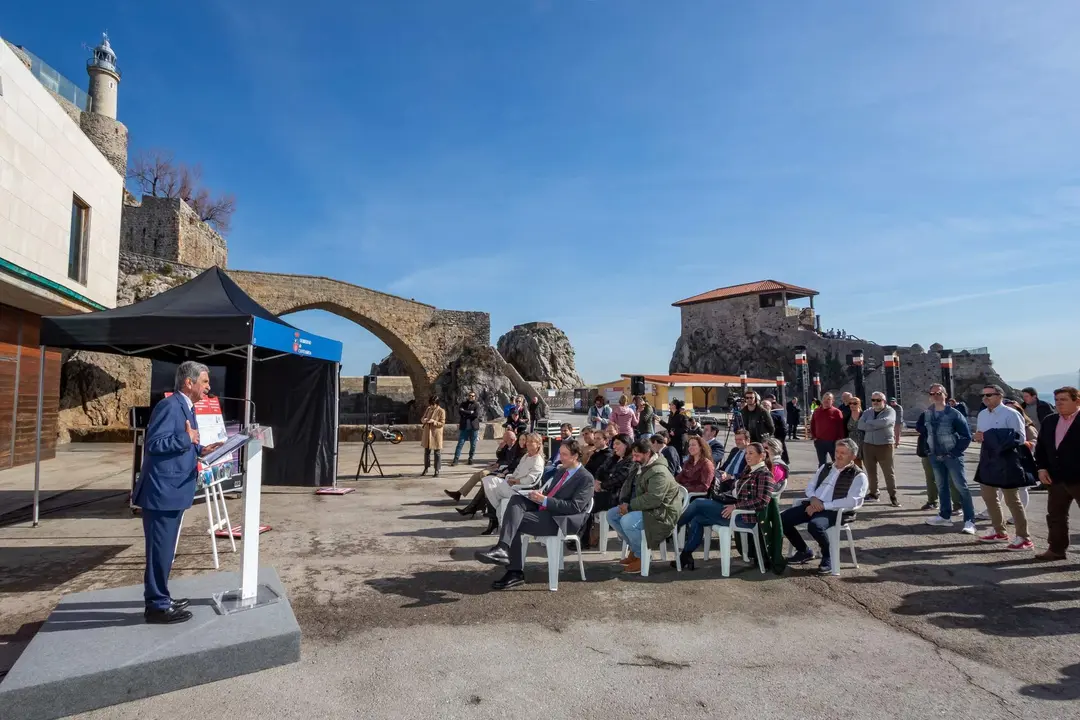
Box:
[495,322,583,388]
[433,343,518,423]
[671,325,1014,422]
[370,353,410,376]
[57,253,200,441]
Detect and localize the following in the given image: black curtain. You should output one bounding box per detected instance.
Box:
[251,354,336,487]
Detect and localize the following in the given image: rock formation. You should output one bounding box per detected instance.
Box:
[57,253,200,441]
[670,328,1014,422]
[495,322,583,388]
[370,353,410,377]
[432,343,519,423]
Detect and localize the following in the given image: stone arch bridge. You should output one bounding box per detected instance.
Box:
[227,271,490,414]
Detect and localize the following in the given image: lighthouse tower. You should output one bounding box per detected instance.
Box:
[86,33,120,118]
[80,33,128,175]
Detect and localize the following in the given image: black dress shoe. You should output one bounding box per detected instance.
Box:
[444,489,461,502]
[474,546,510,566]
[480,517,499,535]
[171,598,190,611]
[144,606,193,624]
[492,571,525,590]
[669,551,695,571]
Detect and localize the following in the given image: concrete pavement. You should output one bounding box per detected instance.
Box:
[0,438,1078,718]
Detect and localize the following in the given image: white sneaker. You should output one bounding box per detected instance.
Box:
[926,515,953,527]
[961,521,977,535]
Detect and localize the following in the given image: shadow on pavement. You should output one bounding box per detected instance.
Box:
[1020,662,1080,700]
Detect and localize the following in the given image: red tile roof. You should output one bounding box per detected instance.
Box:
[622,373,778,387]
[673,280,818,307]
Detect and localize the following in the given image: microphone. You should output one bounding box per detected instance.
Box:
[207,393,256,427]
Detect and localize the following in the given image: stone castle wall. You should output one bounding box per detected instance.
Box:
[672,296,1013,422]
[78,113,127,176]
[121,196,228,269]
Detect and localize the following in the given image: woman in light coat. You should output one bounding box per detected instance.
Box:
[420,395,446,477]
[480,433,546,534]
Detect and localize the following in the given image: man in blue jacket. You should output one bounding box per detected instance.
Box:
[134,361,221,624]
[922,383,976,534]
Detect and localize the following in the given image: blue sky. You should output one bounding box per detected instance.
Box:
[7,1,1079,384]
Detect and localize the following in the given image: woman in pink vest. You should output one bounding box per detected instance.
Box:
[610,394,640,437]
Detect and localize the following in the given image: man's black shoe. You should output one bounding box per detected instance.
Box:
[474,546,510,566]
[788,548,815,565]
[865,494,880,502]
[171,598,190,611]
[920,502,938,511]
[145,606,193,624]
[492,571,525,590]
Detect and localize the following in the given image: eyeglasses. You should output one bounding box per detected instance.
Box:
[981,393,1000,398]
[871,398,884,403]
[929,391,944,396]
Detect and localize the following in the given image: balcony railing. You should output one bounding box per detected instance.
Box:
[22,47,92,111]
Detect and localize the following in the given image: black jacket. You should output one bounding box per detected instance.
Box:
[598,455,638,494]
[458,400,481,431]
[1035,413,1080,485]
[740,405,775,443]
[976,427,1037,489]
[659,412,689,454]
[585,447,613,479]
[786,401,801,427]
[770,409,787,440]
[660,445,682,476]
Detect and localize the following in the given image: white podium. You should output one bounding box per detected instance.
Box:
[211,425,281,614]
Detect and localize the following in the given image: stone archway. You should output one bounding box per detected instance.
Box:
[226,270,490,418]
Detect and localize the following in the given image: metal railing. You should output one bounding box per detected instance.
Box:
[22,47,92,111]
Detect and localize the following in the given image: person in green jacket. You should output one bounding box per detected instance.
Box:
[606,436,682,574]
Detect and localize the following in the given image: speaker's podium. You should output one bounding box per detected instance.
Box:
[0,424,302,720]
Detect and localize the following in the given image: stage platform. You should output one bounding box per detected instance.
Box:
[0,567,300,720]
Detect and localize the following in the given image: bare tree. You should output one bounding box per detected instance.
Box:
[127,149,237,234]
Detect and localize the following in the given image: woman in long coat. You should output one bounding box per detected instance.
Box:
[421,395,446,477]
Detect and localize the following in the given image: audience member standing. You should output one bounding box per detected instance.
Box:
[786,397,802,440]
[740,391,775,443]
[420,395,446,477]
[658,398,689,458]
[609,394,640,438]
[1033,387,1080,561]
[973,388,1034,551]
[633,395,655,439]
[1022,388,1054,426]
[763,400,789,463]
[860,392,900,506]
[888,397,904,447]
[839,392,854,437]
[527,395,543,433]
[923,384,977,534]
[810,393,846,466]
[588,396,612,431]
[917,402,962,512]
[451,391,482,466]
[845,397,865,468]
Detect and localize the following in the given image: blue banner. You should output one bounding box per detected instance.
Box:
[251,317,342,363]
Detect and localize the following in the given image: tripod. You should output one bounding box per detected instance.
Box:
[354,394,385,479]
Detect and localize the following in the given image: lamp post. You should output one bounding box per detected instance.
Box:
[812,373,821,404]
[850,349,866,407]
[940,349,954,400]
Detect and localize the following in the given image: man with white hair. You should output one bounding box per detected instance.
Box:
[134,361,222,624]
[859,391,899,506]
[781,438,868,574]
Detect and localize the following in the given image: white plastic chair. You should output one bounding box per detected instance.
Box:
[703,508,765,577]
[788,497,863,576]
[620,486,690,577]
[520,499,593,591]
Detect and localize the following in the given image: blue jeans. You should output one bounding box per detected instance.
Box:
[929,455,975,522]
[781,504,838,558]
[677,497,730,554]
[453,428,478,462]
[606,507,645,553]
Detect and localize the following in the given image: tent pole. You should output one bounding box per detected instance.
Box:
[332,362,340,488]
[244,344,254,429]
[239,343,259,601]
[32,345,45,527]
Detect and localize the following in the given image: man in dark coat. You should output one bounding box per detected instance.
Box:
[739,391,775,443]
[452,391,482,466]
[786,397,802,440]
[1034,387,1080,561]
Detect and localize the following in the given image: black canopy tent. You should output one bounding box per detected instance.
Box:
[33,267,344,525]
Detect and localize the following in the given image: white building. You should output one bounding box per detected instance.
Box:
[0,36,123,467]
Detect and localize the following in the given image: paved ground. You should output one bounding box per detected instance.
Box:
[1,438,1079,719]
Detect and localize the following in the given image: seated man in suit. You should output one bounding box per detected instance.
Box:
[781,438,868,574]
[702,421,725,464]
[717,429,750,483]
[474,438,594,589]
[133,361,222,624]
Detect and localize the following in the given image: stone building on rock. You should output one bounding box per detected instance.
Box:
[669,279,1014,422]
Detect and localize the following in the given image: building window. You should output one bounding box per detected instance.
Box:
[68,195,90,284]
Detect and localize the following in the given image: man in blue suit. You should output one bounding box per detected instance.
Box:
[134,361,221,624]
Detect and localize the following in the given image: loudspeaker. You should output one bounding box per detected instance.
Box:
[630,375,646,396]
[364,375,378,395]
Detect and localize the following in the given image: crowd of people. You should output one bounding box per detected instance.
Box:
[427,383,1080,587]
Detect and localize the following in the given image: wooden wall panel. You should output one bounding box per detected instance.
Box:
[0,305,61,468]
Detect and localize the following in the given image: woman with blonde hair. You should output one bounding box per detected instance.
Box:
[479,433,546,535]
[846,397,865,468]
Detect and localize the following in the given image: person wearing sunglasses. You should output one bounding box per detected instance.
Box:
[923,384,977,534]
[858,392,900,506]
[973,385,1035,550]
